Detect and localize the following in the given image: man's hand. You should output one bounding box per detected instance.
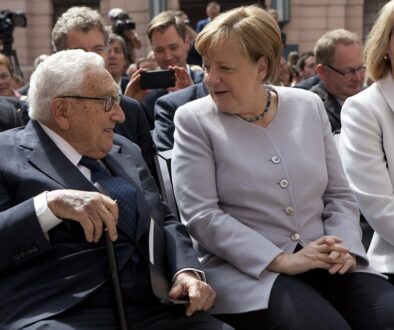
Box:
[46,189,118,243]
[167,66,194,92]
[124,68,150,100]
[268,236,352,275]
[168,271,216,316]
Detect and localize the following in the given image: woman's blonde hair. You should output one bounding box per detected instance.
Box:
[195,5,282,83]
[364,1,394,81]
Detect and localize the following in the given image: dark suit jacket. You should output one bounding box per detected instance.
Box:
[140,69,204,130]
[0,96,24,132]
[153,82,209,151]
[310,81,342,132]
[196,18,210,32]
[0,120,201,328]
[293,75,320,90]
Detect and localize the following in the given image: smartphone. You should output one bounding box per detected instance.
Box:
[140,69,176,90]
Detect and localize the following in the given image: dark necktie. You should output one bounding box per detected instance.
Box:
[79,156,138,240]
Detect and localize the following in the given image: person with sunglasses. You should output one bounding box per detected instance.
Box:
[311,28,365,134]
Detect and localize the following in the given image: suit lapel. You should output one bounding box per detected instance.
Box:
[22,121,94,192]
[23,121,150,241]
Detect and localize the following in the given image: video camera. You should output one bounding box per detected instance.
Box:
[0,10,27,35]
[112,12,136,36]
[0,10,27,78]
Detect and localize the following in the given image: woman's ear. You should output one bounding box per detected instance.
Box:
[50,98,70,130]
[257,56,268,81]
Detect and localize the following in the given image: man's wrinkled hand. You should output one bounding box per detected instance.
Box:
[169,271,216,316]
[46,189,118,243]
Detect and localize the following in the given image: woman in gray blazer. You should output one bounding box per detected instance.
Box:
[172,5,394,330]
[340,1,394,285]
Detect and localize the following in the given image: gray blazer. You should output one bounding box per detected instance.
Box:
[172,86,379,314]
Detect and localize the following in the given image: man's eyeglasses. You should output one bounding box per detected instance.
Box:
[60,95,121,112]
[323,64,366,78]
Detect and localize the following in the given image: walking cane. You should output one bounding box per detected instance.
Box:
[95,183,129,330]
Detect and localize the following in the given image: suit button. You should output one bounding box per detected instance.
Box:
[279,179,289,188]
[285,206,295,216]
[290,233,300,241]
[271,156,281,164]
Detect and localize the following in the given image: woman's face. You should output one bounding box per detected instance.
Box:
[105,40,127,80]
[0,64,13,96]
[202,42,267,115]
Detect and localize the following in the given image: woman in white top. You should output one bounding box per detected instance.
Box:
[340,1,394,285]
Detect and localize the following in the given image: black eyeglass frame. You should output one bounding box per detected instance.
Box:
[323,64,366,78]
[59,95,121,112]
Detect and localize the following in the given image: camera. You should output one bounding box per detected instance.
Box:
[0,10,27,35]
[112,17,136,35]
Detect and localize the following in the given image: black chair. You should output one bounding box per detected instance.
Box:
[154,149,179,219]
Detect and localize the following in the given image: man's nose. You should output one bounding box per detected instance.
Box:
[111,102,125,123]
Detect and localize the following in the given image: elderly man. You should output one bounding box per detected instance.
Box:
[126,10,204,128]
[0,50,231,330]
[51,6,156,181]
[311,29,365,133]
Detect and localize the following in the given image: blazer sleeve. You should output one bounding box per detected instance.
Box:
[314,95,368,262]
[340,94,394,246]
[172,105,283,280]
[152,95,177,152]
[0,196,52,271]
[118,136,202,275]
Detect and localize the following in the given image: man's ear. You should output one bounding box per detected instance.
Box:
[184,34,190,48]
[257,56,268,82]
[50,98,70,130]
[315,63,326,81]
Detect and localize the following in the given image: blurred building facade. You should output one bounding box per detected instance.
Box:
[0,0,388,80]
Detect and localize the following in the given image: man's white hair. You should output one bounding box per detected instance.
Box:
[28,49,105,123]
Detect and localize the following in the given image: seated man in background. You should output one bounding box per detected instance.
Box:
[196,1,221,32]
[52,6,156,181]
[296,51,316,82]
[311,28,365,133]
[0,49,231,330]
[105,33,129,94]
[153,82,208,151]
[125,10,204,129]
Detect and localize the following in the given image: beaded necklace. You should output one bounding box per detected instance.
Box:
[238,88,272,123]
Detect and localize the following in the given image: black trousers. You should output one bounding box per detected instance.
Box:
[215,270,394,330]
[25,255,233,330]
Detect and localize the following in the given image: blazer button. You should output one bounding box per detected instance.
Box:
[271,156,281,164]
[285,206,295,216]
[279,179,289,188]
[290,233,300,241]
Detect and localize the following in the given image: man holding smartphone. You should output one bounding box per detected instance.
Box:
[125,11,204,129]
